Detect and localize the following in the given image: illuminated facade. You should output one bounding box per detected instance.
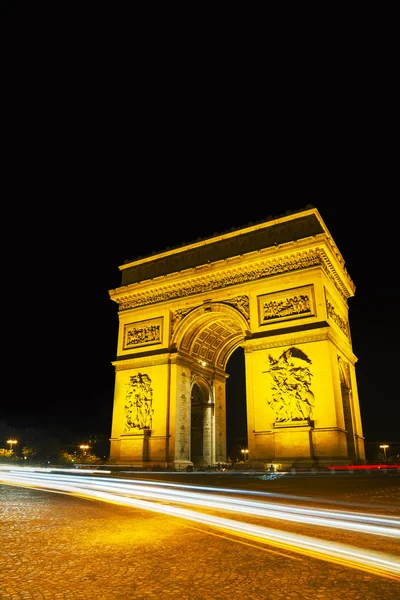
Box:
[108,207,365,469]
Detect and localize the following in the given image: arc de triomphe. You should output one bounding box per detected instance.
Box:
[108,207,365,469]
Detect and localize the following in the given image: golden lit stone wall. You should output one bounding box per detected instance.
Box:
[109,356,172,465]
[214,374,227,464]
[243,261,364,466]
[108,208,366,468]
[246,337,354,465]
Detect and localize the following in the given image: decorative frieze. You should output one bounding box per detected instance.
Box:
[123,317,163,350]
[112,248,350,311]
[325,290,350,340]
[258,285,315,326]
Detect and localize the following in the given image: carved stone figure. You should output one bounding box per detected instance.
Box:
[263,294,310,321]
[126,324,160,346]
[124,373,154,430]
[264,347,315,422]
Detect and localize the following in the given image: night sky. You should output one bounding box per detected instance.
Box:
[5,181,398,457]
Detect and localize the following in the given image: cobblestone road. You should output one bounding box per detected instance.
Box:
[1,472,399,600]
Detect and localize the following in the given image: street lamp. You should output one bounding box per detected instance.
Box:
[380,444,389,462]
[79,444,89,456]
[7,439,17,453]
[241,449,249,461]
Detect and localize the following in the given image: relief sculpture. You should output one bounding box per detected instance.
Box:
[326,300,350,339]
[124,373,154,430]
[264,347,315,422]
[263,294,310,321]
[126,324,160,346]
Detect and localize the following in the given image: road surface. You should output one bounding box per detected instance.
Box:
[1,467,399,599]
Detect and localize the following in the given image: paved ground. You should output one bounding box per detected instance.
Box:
[1,471,399,600]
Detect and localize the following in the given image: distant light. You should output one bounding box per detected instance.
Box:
[201,361,206,367]
[241,449,249,459]
[379,444,389,461]
[7,439,17,452]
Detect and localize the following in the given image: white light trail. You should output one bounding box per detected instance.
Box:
[1,468,399,579]
[2,469,399,536]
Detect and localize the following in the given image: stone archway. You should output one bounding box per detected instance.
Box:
[168,302,249,470]
[190,382,204,466]
[108,207,366,468]
[338,356,362,464]
[190,377,214,467]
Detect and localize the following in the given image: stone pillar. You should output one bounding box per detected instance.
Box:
[274,421,314,466]
[214,376,227,464]
[203,401,214,467]
[348,363,366,463]
[117,431,152,467]
[173,365,192,470]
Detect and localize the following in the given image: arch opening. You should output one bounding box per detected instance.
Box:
[226,346,247,463]
[190,383,205,466]
[175,305,248,468]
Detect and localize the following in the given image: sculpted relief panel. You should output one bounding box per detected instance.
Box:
[124,373,154,431]
[263,347,315,423]
[258,285,315,326]
[325,290,350,340]
[123,317,163,350]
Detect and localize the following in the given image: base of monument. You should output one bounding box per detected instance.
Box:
[273,419,314,428]
[173,460,193,471]
[272,420,314,465]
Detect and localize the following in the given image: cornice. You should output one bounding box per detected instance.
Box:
[110,241,354,312]
[245,330,331,352]
[245,327,357,364]
[112,354,173,371]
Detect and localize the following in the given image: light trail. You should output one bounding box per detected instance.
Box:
[1,468,399,579]
[2,465,396,510]
[2,469,399,537]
